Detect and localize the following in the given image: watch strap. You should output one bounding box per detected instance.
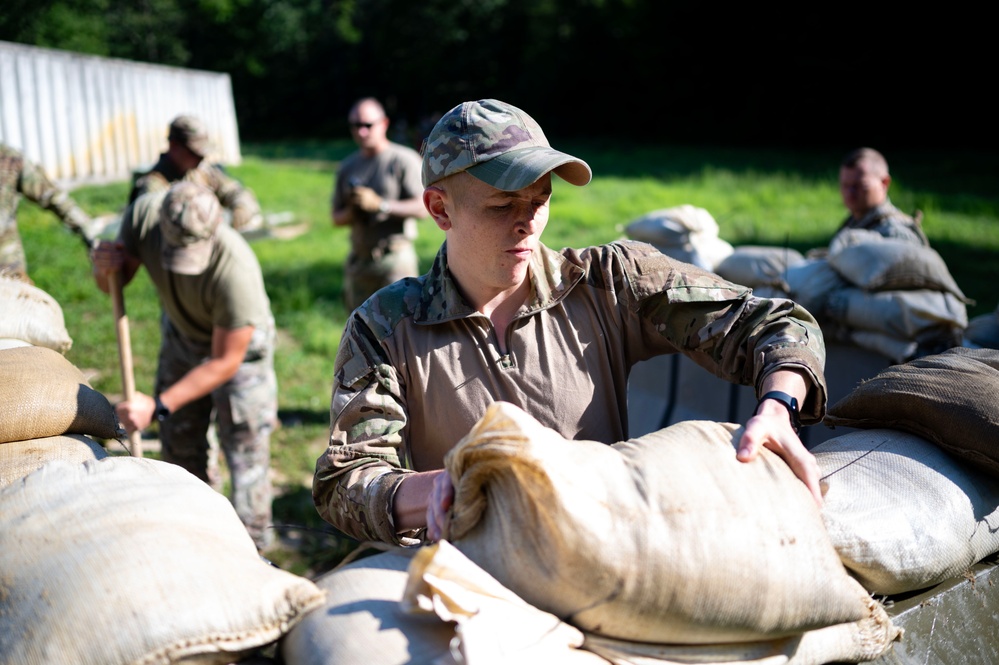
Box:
[154,395,171,422]
[755,390,801,433]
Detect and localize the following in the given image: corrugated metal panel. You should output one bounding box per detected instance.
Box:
[0,40,242,187]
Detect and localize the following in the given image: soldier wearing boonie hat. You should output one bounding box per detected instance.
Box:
[159,181,223,275]
[90,181,277,551]
[128,115,263,233]
[421,98,591,190]
[315,98,829,559]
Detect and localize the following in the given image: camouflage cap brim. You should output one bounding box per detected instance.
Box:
[466,146,592,191]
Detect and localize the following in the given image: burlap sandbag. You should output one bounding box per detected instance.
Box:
[443,402,871,644]
[281,548,459,665]
[0,433,108,489]
[783,257,849,317]
[715,245,805,288]
[815,428,999,595]
[403,542,899,665]
[0,276,73,353]
[0,345,122,443]
[824,347,999,478]
[827,240,971,303]
[0,457,325,665]
[624,205,734,272]
[825,287,968,338]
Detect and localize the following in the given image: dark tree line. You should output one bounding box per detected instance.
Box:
[2,1,992,150]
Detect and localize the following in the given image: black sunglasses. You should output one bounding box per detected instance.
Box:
[349,121,377,130]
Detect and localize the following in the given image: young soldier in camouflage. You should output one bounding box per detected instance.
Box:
[833,147,929,248]
[331,98,428,311]
[0,142,96,280]
[314,99,829,546]
[129,115,263,233]
[92,182,277,551]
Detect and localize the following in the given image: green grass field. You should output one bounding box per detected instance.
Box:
[19,140,999,576]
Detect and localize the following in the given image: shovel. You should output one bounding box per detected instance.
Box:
[108,270,143,457]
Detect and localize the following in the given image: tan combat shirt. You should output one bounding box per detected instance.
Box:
[314,240,828,545]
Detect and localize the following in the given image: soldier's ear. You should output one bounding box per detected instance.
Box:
[423,187,451,231]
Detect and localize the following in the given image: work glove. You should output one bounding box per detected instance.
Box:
[350,186,384,214]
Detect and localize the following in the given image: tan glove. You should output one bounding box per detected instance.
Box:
[350,186,384,213]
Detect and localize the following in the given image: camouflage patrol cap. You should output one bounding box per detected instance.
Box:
[159,182,222,275]
[421,99,592,190]
[168,115,211,158]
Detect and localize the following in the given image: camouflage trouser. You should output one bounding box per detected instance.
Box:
[344,240,419,312]
[156,314,278,550]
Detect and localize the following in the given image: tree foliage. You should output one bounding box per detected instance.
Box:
[0,2,992,149]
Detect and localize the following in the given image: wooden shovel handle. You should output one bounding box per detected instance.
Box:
[108,270,143,457]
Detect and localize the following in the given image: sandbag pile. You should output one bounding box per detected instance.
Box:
[439,402,899,662]
[623,204,734,271]
[814,427,999,596]
[0,456,326,665]
[0,345,123,487]
[720,237,970,363]
[824,346,999,478]
[0,275,73,353]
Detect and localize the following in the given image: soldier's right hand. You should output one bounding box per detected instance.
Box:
[90,241,125,275]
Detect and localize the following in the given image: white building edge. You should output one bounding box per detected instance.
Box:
[0,40,242,188]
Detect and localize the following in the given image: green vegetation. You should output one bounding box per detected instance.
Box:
[19,141,999,578]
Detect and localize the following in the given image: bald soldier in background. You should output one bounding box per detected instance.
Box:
[331,97,428,311]
[1,142,96,281]
[830,147,929,249]
[129,115,263,233]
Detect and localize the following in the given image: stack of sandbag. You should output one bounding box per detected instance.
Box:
[964,301,999,349]
[715,244,807,290]
[0,345,123,488]
[0,274,73,353]
[815,347,999,595]
[623,204,734,271]
[725,236,970,363]
[280,402,901,665]
[814,428,999,596]
[0,455,326,664]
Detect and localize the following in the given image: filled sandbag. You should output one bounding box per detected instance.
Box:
[814,428,999,595]
[442,402,874,644]
[0,456,325,665]
[715,245,805,288]
[825,287,968,339]
[828,240,971,303]
[0,433,108,488]
[405,542,899,665]
[0,276,73,353]
[824,347,999,478]
[624,204,734,271]
[783,257,849,317]
[0,345,122,443]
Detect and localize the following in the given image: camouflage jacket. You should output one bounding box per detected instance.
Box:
[1,143,93,275]
[833,199,929,248]
[313,239,828,545]
[129,154,262,231]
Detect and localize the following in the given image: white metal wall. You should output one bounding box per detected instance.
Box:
[0,40,242,187]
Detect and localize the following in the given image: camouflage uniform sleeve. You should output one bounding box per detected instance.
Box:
[313,318,419,546]
[619,242,828,423]
[202,164,262,231]
[18,159,95,247]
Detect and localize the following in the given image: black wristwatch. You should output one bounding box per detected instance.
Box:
[755,390,801,433]
[154,395,171,422]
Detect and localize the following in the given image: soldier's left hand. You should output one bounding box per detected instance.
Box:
[350,186,383,213]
